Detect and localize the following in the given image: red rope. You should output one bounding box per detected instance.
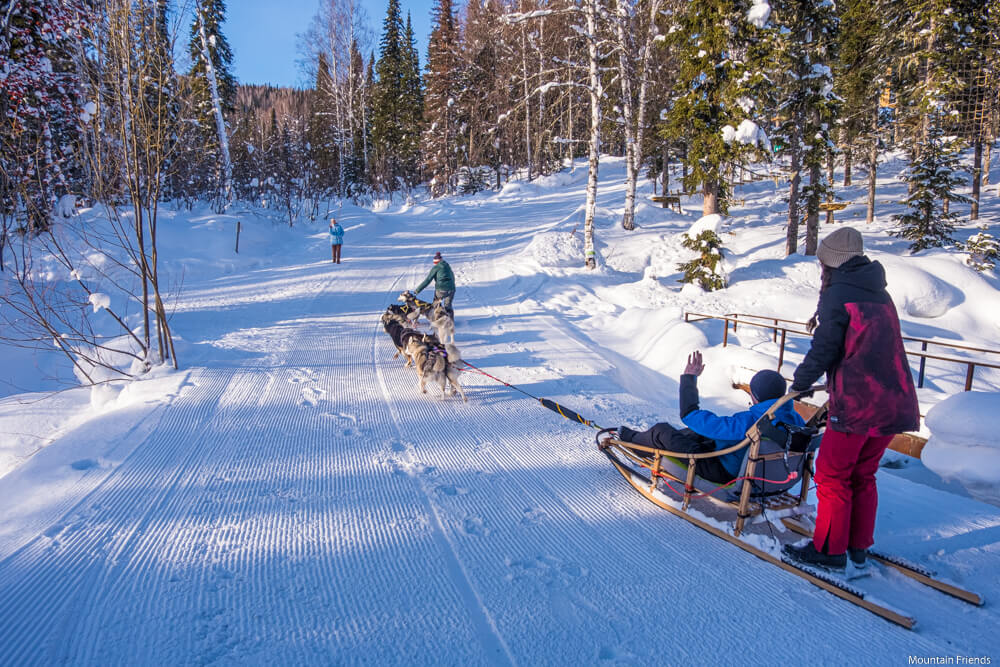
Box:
[638,458,798,499]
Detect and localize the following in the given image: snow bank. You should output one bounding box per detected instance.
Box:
[524,231,585,268]
[879,257,959,318]
[922,391,1000,506]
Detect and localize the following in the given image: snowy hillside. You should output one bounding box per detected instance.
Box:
[0,156,998,663]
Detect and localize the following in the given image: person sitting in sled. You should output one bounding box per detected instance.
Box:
[618,351,805,485]
[783,227,918,572]
[413,251,455,317]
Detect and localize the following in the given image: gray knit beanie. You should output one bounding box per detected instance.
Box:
[816,227,864,268]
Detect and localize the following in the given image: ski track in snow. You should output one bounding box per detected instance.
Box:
[0,189,998,664]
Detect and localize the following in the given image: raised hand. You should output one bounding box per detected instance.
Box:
[684,350,705,376]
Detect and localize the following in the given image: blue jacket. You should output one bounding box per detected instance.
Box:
[679,375,805,477]
[329,223,344,244]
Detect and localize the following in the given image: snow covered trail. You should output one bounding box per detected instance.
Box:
[0,191,996,664]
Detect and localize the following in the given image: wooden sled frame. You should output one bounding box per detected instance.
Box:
[600,388,826,537]
[598,389,923,629]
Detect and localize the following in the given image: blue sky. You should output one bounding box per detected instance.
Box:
[198,0,434,88]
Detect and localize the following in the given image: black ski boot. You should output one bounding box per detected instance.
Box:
[783,541,847,572]
[848,548,868,569]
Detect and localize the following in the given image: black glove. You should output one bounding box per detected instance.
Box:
[791,386,814,399]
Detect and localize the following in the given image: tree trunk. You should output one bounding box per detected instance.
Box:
[983,141,990,187]
[702,178,719,216]
[520,23,532,182]
[866,139,878,224]
[196,2,232,211]
[971,138,982,221]
[843,147,852,186]
[826,150,835,188]
[583,0,602,269]
[805,162,821,255]
[661,143,669,196]
[786,144,801,256]
[614,0,636,230]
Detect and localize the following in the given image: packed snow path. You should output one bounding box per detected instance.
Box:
[1,196,998,664]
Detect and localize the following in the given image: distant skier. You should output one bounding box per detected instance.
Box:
[618,351,804,484]
[784,227,919,572]
[413,251,455,317]
[329,217,344,264]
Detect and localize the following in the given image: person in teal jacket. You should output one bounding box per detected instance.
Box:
[619,351,804,484]
[414,251,455,315]
[329,218,344,264]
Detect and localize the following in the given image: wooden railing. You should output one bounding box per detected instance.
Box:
[684,311,1000,392]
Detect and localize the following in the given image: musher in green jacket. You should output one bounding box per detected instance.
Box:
[414,251,455,316]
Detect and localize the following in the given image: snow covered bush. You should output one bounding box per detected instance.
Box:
[922,392,1000,506]
[962,226,999,273]
[677,230,727,291]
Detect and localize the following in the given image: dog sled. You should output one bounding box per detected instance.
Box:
[597,388,983,629]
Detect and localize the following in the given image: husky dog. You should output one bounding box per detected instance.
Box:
[404,337,467,402]
[383,303,419,326]
[429,304,455,344]
[398,290,437,323]
[383,316,441,366]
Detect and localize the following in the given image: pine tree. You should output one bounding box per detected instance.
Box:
[371,0,408,190]
[771,0,839,255]
[659,0,773,216]
[963,225,999,273]
[892,114,970,252]
[189,0,236,204]
[677,230,728,291]
[401,13,424,184]
[310,52,340,199]
[834,0,893,224]
[423,0,460,196]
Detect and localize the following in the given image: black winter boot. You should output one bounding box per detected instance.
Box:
[848,548,868,569]
[783,541,847,571]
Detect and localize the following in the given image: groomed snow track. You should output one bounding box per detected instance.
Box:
[0,204,994,664]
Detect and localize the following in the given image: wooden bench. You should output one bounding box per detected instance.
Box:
[818,201,848,224]
[651,195,682,214]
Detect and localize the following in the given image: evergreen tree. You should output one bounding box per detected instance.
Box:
[310,52,340,198]
[771,0,839,255]
[963,226,999,273]
[423,0,460,196]
[659,0,773,216]
[834,0,893,224]
[892,114,970,252]
[371,0,409,190]
[188,0,236,201]
[677,230,728,291]
[401,13,424,183]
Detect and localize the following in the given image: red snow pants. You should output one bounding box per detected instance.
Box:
[812,429,894,555]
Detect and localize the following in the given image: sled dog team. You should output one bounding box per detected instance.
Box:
[382,290,466,402]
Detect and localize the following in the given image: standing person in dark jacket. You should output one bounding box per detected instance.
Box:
[619,351,805,484]
[784,227,919,571]
[414,251,455,316]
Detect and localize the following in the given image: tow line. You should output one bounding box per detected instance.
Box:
[457,360,603,430]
